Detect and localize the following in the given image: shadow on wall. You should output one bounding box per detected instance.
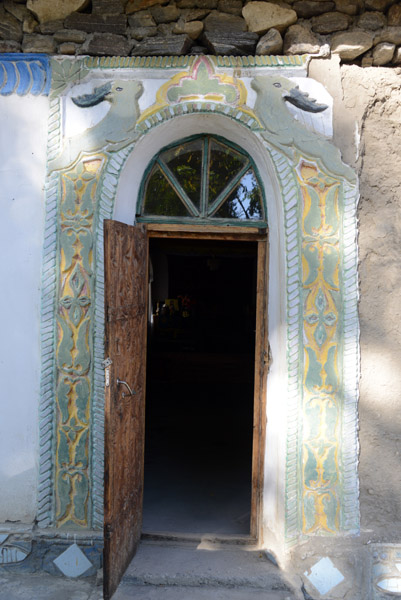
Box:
[357,72,401,541]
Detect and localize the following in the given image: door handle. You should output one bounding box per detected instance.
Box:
[116,378,136,398]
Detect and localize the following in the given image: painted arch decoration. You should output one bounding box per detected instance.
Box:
[37,53,359,544]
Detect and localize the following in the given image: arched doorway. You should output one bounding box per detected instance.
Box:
[103,135,269,598]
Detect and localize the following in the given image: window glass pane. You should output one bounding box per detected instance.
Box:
[161,139,203,210]
[213,169,264,220]
[208,139,248,204]
[143,165,191,217]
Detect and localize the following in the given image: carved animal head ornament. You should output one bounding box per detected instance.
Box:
[252,75,356,184]
[48,79,144,172]
[71,80,141,108]
[72,82,113,107]
[252,76,328,113]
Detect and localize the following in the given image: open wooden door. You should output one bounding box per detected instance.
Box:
[103,220,148,600]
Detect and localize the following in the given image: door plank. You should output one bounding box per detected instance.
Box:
[103,220,148,600]
[250,238,269,540]
[146,223,267,241]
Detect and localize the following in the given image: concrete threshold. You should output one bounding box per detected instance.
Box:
[114,584,296,600]
[119,539,296,592]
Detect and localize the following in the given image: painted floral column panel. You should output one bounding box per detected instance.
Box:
[298,162,342,534]
[55,157,105,527]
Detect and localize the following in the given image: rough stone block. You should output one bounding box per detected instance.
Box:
[357,11,387,30]
[180,8,210,21]
[217,0,243,16]
[22,33,56,52]
[331,30,374,59]
[0,40,21,52]
[26,0,90,24]
[129,25,157,39]
[373,41,395,65]
[334,0,363,15]
[4,0,30,22]
[58,42,79,55]
[22,15,39,33]
[92,0,125,14]
[374,26,401,45]
[131,33,192,54]
[311,11,351,34]
[128,11,156,27]
[293,1,335,19]
[242,2,297,35]
[361,52,373,66]
[256,28,283,55]
[86,32,133,55]
[173,19,203,39]
[177,0,197,7]
[365,0,393,10]
[126,0,169,14]
[388,4,401,27]
[53,29,87,43]
[284,23,321,54]
[202,30,258,54]
[204,10,247,32]
[391,45,401,63]
[194,0,218,8]
[150,4,181,23]
[157,23,174,34]
[0,8,23,41]
[65,13,128,34]
[39,19,65,34]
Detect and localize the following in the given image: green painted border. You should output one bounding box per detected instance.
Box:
[36,57,360,547]
[83,54,307,70]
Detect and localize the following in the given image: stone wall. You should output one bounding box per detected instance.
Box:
[2,0,401,65]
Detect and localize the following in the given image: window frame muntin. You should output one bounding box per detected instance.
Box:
[137,134,267,227]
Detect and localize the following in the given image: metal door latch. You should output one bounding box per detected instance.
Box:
[102,357,113,387]
[116,379,136,398]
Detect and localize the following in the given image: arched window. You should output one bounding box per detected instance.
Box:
[137,135,266,225]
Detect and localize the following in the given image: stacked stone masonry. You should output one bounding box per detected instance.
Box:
[2,0,401,64]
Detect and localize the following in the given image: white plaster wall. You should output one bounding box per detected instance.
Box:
[0,94,48,522]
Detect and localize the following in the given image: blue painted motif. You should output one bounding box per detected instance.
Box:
[0,54,51,96]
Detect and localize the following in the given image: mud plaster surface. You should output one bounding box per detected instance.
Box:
[339,65,401,541]
[309,60,401,544]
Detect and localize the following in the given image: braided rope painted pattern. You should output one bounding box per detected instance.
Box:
[83,55,306,71]
[340,180,360,533]
[136,102,260,135]
[268,148,303,546]
[37,98,62,527]
[85,55,195,70]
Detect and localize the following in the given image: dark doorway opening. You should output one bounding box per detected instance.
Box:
[142,237,258,535]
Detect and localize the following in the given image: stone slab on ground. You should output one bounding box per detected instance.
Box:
[121,540,295,591]
[114,584,296,599]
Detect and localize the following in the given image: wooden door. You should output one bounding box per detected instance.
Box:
[103,220,148,600]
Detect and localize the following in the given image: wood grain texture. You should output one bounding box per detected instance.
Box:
[250,238,269,541]
[103,220,148,600]
[147,223,267,241]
